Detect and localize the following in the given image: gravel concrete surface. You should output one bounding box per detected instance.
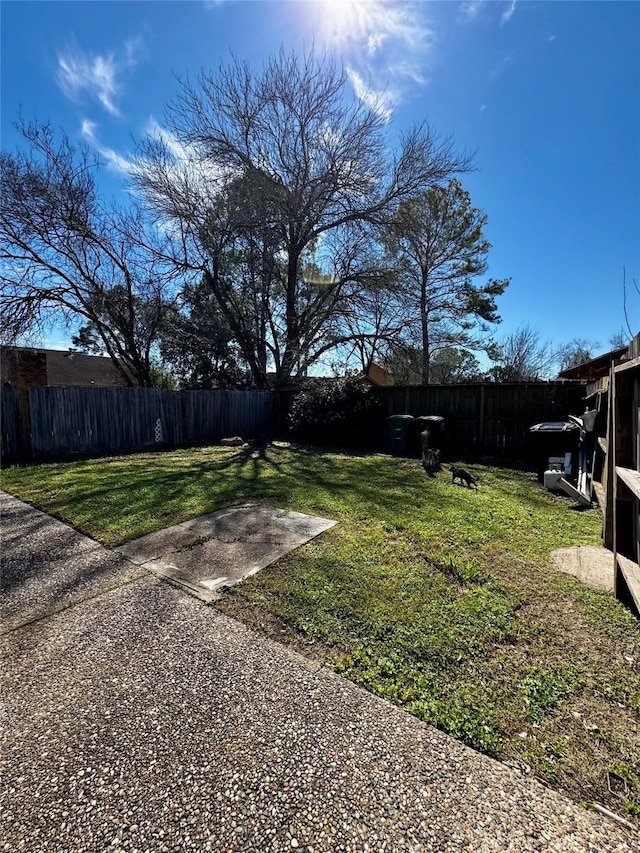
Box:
[1,492,145,633]
[1,492,637,852]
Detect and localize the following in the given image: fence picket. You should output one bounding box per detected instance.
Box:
[1,382,585,465]
[1,387,273,465]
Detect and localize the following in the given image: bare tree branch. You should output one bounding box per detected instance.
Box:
[132,49,471,387]
[1,121,185,385]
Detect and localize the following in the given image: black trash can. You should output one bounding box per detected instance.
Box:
[387,414,415,456]
[529,421,580,482]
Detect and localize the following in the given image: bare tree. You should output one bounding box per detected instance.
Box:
[385,179,509,385]
[0,121,183,386]
[429,346,485,383]
[381,342,423,385]
[610,330,630,349]
[489,324,556,381]
[622,265,639,340]
[382,342,485,385]
[556,337,599,372]
[133,49,470,388]
[336,278,412,373]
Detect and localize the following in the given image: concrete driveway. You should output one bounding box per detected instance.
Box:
[1,491,636,852]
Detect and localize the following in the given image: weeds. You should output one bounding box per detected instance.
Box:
[519,667,585,722]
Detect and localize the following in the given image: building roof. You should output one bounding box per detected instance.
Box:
[1,346,131,388]
[558,346,628,382]
[362,362,394,387]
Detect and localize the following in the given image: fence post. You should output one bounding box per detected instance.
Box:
[478,384,486,449]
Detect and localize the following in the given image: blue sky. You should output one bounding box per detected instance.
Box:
[2,0,639,357]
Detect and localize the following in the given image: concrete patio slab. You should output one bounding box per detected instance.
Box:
[550,545,615,592]
[114,505,337,601]
[2,575,636,852]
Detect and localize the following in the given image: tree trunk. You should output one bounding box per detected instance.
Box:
[203,267,269,389]
[421,276,430,385]
[279,249,300,387]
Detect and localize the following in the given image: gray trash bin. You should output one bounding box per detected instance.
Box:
[415,415,446,455]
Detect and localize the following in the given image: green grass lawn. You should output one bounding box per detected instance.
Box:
[3,442,639,819]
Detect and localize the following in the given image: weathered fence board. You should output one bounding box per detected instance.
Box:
[274,381,586,457]
[181,391,272,446]
[2,382,585,465]
[376,382,585,455]
[1,387,273,465]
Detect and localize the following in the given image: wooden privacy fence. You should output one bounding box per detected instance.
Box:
[376,382,586,455]
[275,381,586,457]
[2,381,586,465]
[1,387,272,465]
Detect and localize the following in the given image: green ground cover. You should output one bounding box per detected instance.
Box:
[3,442,639,818]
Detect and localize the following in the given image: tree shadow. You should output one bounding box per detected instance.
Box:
[1,494,143,632]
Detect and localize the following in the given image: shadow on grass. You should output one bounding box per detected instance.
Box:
[2,443,599,552]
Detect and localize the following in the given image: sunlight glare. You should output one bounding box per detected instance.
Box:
[317,0,383,48]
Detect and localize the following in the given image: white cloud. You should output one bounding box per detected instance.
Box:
[367,32,386,56]
[143,117,232,192]
[461,0,517,28]
[80,119,133,174]
[488,49,517,82]
[80,118,98,139]
[315,1,433,115]
[59,51,120,115]
[386,60,427,88]
[548,34,557,42]
[144,118,191,160]
[500,0,517,26]
[347,68,394,123]
[480,104,487,111]
[459,1,485,23]
[58,38,143,116]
